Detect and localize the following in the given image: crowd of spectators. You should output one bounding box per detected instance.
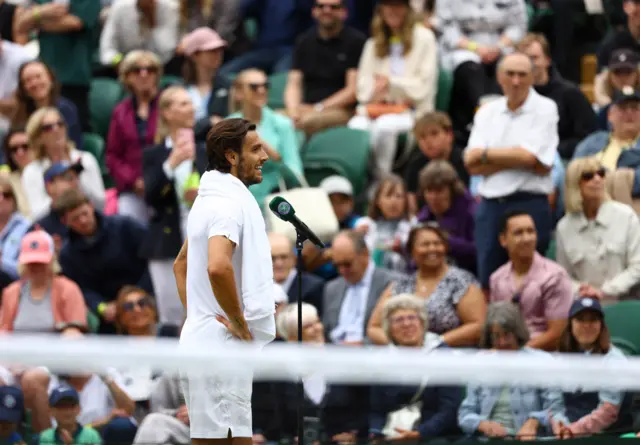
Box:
[0,0,640,443]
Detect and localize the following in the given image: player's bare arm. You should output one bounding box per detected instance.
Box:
[173,240,188,310]
[208,235,252,341]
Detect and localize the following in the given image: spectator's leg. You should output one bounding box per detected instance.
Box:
[20,368,51,433]
[149,259,186,326]
[217,48,279,78]
[272,48,293,73]
[59,85,91,132]
[132,413,189,445]
[347,115,372,131]
[299,108,352,138]
[117,193,149,225]
[450,61,487,142]
[370,112,415,175]
[526,195,553,257]
[101,416,138,445]
[549,0,584,83]
[474,198,509,290]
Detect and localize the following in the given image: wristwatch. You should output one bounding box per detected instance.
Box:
[314,103,325,112]
[480,148,489,164]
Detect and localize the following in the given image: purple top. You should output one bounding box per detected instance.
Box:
[417,190,477,274]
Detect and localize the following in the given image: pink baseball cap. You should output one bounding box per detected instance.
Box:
[183,27,227,56]
[19,231,54,265]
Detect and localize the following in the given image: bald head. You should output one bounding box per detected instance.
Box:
[497,52,534,106]
[498,52,533,74]
[269,232,294,283]
[331,230,370,284]
[269,232,292,251]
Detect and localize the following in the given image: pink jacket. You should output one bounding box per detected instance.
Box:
[105,96,159,193]
[0,276,88,332]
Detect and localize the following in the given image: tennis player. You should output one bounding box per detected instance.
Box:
[173,118,276,445]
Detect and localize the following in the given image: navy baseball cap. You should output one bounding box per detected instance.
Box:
[569,297,604,318]
[44,161,83,183]
[49,386,79,406]
[613,85,640,105]
[0,386,24,423]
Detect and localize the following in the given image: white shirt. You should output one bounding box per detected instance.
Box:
[467,88,559,199]
[161,137,192,239]
[180,170,275,343]
[0,41,32,132]
[331,262,375,343]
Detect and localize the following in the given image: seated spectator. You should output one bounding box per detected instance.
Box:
[301,176,360,280]
[370,295,461,441]
[0,40,31,135]
[49,363,137,445]
[22,107,105,221]
[142,86,207,327]
[595,0,640,81]
[557,158,640,302]
[0,176,30,281]
[130,374,188,445]
[416,160,476,273]
[368,224,485,347]
[269,232,324,313]
[181,27,231,137]
[99,0,179,76]
[1,128,33,217]
[39,387,101,445]
[573,87,640,171]
[106,50,161,224]
[255,303,367,443]
[56,189,152,334]
[554,297,632,437]
[227,69,303,208]
[458,301,565,439]
[404,112,469,212]
[354,175,413,272]
[12,61,83,151]
[0,230,87,333]
[36,162,83,244]
[0,386,25,445]
[284,0,366,137]
[435,0,527,140]
[490,210,573,351]
[594,50,640,130]
[322,230,397,345]
[349,0,437,177]
[517,33,597,160]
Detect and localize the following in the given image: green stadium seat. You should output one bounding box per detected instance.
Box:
[267,72,288,110]
[244,18,258,41]
[604,301,640,355]
[160,75,183,89]
[89,78,125,139]
[82,133,106,175]
[86,311,100,333]
[278,163,306,190]
[436,68,453,113]
[302,127,370,197]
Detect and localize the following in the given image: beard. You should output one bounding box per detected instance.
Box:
[237,155,262,186]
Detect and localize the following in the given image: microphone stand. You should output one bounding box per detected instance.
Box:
[294,231,306,445]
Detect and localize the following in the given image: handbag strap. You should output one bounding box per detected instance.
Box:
[409,380,427,404]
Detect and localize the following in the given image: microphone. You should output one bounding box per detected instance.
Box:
[268,196,325,249]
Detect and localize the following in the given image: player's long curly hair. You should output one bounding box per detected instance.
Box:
[206,118,255,172]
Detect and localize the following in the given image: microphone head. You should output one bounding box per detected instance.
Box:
[268,196,296,222]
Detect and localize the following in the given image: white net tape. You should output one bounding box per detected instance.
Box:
[0,334,635,391]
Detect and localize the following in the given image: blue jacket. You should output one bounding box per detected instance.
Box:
[370,344,462,439]
[0,212,32,280]
[59,212,150,312]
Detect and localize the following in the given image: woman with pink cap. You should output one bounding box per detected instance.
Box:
[181,27,232,130]
[0,230,87,333]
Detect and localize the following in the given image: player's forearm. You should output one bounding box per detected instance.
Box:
[208,263,245,325]
[173,240,188,309]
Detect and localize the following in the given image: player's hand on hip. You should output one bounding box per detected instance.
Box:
[216,315,253,341]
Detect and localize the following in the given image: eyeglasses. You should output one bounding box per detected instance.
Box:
[580,168,606,182]
[40,121,65,133]
[129,65,158,75]
[248,82,269,91]
[314,2,343,10]
[390,314,420,325]
[8,143,29,154]
[121,297,151,312]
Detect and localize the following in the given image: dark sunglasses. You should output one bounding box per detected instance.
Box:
[580,168,606,182]
[129,65,158,75]
[8,143,29,154]
[122,297,151,312]
[40,121,64,133]
[0,191,13,199]
[314,2,343,10]
[248,82,269,91]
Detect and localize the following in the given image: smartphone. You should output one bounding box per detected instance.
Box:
[302,416,321,445]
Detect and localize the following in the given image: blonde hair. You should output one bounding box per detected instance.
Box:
[155,86,189,144]
[25,107,73,160]
[118,50,163,90]
[564,157,610,214]
[381,294,427,344]
[371,4,418,58]
[229,68,265,114]
[276,303,319,339]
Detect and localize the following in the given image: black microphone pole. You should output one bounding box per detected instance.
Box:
[295,230,305,445]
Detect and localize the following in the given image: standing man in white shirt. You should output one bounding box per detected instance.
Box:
[172,118,275,445]
[464,52,559,290]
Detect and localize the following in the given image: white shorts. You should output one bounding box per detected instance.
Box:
[180,315,275,439]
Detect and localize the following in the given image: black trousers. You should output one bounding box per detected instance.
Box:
[60,84,91,132]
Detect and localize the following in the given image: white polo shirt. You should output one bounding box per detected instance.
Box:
[467,88,559,199]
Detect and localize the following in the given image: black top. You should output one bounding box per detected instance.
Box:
[403,145,469,195]
[292,26,366,104]
[0,3,17,42]
[596,27,640,72]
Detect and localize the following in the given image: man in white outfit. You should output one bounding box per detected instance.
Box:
[173,118,275,445]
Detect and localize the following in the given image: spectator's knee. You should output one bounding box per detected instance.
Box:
[20,368,50,397]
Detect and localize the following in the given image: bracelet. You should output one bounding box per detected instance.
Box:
[97,302,107,316]
[32,7,40,22]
